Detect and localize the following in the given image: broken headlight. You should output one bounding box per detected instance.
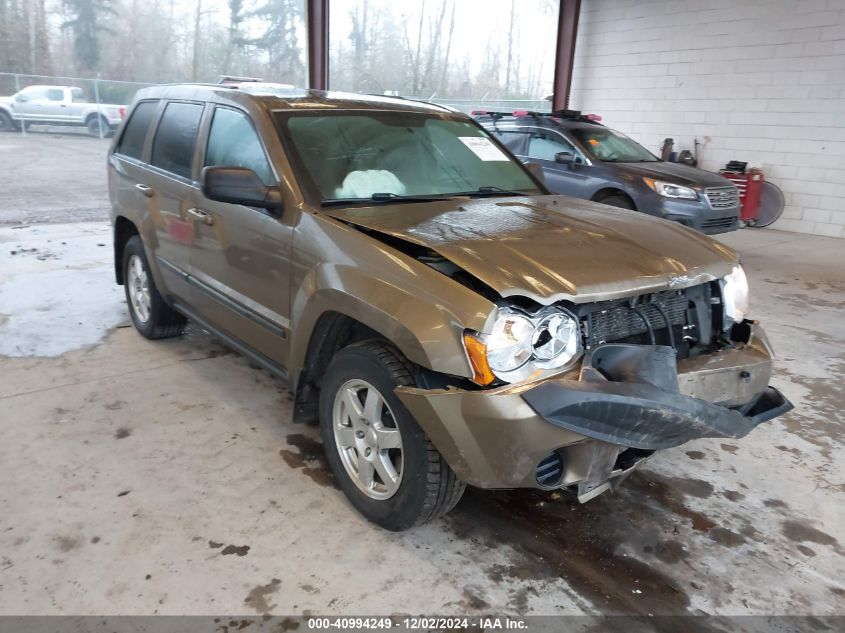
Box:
[722,264,750,326]
[465,306,581,385]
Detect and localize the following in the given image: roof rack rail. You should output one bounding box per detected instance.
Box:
[470,109,602,123]
[217,75,264,85]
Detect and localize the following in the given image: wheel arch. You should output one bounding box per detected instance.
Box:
[289,275,483,424]
[291,310,385,424]
[84,111,107,123]
[591,187,637,210]
[113,215,140,284]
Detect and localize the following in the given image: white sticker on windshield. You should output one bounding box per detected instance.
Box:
[458,136,509,161]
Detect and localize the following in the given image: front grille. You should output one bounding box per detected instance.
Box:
[702,216,738,230]
[705,186,740,209]
[582,290,690,347]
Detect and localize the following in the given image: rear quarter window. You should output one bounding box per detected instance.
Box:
[116,100,159,161]
[151,102,203,179]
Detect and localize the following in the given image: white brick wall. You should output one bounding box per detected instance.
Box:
[570,0,845,238]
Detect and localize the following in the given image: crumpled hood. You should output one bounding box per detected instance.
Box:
[613,161,735,188]
[326,195,738,304]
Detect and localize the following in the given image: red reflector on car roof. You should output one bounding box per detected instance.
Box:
[512,110,528,117]
[470,110,488,115]
[586,113,602,121]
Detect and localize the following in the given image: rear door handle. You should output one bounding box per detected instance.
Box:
[187,207,214,226]
[135,183,154,198]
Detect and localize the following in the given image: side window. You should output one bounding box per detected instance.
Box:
[151,102,203,179]
[47,89,64,102]
[71,88,86,103]
[19,86,47,101]
[116,100,159,160]
[527,132,578,162]
[490,130,528,155]
[204,107,274,185]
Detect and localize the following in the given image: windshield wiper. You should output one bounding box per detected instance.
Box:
[321,192,452,207]
[449,186,530,197]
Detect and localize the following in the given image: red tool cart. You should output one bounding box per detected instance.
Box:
[719,168,764,225]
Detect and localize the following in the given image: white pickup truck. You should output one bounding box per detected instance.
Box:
[0,85,125,136]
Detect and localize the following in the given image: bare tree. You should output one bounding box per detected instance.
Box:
[222,0,244,74]
[61,0,115,73]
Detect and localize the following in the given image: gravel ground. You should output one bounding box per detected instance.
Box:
[0,131,111,225]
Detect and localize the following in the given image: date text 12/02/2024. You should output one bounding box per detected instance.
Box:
[306,617,528,630]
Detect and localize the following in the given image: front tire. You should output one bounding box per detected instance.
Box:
[319,341,465,531]
[597,193,635,210]
[122,236,186,339]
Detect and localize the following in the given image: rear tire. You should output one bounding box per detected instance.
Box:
[0,111,14,132]
[596,193,635,210]
[86,115,109,137]
[122,236,186,339]
[319,341,465,531]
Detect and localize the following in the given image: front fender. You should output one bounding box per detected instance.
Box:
[289,262,492,384]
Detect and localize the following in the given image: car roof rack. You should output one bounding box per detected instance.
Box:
[470,109,603,124]
[217,75,264,85]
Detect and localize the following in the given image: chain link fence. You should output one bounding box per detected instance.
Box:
[0,72,551,141]
[0,72,152,139]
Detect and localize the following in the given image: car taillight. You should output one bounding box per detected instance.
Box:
[118,107,126,118]
[470,110,488,116]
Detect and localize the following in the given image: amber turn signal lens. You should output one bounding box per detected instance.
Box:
[463,331,495,386]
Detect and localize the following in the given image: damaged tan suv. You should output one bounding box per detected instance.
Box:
[108,83,792,531]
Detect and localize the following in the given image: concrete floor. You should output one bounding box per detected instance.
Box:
[0,135,843,617]
[1,224,842,617]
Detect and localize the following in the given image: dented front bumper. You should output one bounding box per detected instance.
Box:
[395,324,792,498]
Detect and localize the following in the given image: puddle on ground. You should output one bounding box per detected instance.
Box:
[279,434,337,489]
[0,224,125,357]
[447,480,696,617]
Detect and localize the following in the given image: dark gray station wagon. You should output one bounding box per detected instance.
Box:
[476,110,741,235]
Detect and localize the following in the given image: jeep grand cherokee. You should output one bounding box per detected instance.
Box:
[108,84,792,531]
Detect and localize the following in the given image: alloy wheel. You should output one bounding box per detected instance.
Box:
[126,254,151,323]
[332,379,404,500]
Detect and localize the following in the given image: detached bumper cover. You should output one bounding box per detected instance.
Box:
[522,342,792,451]
[523,367,791,451]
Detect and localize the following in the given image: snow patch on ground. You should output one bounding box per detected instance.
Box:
[0,222,126,357]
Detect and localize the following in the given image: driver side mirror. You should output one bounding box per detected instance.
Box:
[555,151,575,166]
[201,167,282,214]
[14,93,28,103]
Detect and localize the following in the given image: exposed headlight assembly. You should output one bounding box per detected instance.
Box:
[643,177,698,200]
[721,264,750,327]
[463,306,581,385]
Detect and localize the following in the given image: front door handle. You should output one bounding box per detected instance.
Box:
[187,207,214,226]
[135,183,154,198]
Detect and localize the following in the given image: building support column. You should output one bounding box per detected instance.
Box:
[306,0,329,90]
[552,0,582,112]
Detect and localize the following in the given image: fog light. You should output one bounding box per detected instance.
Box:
[535,451,564,488]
